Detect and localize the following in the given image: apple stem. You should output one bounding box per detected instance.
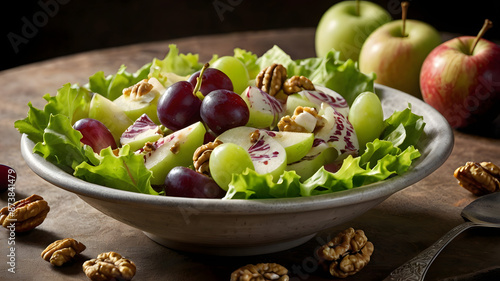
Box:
[470,19,493,55]
[193,63,209,100]
[356,0,360,16]
[401,1,409,37]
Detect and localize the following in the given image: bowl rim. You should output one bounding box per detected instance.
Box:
[20,84,454,214]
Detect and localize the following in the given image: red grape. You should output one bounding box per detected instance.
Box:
[0,164,16,193]
[187,67,233,96]
[73,118,117,153]
[200,89,250,135]
[157,81,202,131]
[164,166,225,198]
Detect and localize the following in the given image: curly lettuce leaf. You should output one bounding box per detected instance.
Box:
[74,145,157,195]
[32,114,87,173]
[148,44,204,86]
[87,63,151,101]
[15,83,91,144]
[223,169,302,199]
[382,105,426,150]
[254,46,375,106]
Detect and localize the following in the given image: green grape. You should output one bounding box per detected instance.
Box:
[209,142,254,191]
[211,56,250,94]
[348,91,384,152]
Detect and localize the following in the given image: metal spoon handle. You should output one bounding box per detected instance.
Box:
[383,221,476,281]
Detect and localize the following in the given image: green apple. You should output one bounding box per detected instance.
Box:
[211,56,250,94]
[209,143,254,191]
[113,77,165,125]
[266,131,314,164]
[216,126,287,182]
[241,86,284,129]
[89,93,133,145]
[120,114,163,151]
[143,121,206,185]
[359,19,441,98]
[315,0,392,61]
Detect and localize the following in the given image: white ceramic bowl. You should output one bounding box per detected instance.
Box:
[21,84,453,256]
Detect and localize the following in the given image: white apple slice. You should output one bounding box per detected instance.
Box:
[216,126,287,181]
[120,114,163,151]
[315,103,359,160]
[89,93,133,145]
[141,121,206,185]
[264,130,314,164]
[241,86,284,129]
[113,77,165,124]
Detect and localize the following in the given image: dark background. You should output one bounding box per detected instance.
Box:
[2,0,500,71]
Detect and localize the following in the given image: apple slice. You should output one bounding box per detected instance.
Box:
[264,130,314,164]
[315,103,359,160]
[241,86,284,129]
[141,121,206,185]
[286,143,337,180]
[216,126,287,181]
[120,114,163,151]
[285,86,349,118]
[113,77,165,124]
[89,93,133,145]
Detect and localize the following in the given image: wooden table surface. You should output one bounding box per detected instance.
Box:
[1,28,499,280]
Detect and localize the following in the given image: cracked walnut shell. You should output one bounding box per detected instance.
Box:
[231,263,289,281]
[454,161,500,195]
[256,63,288,96]
[83,251,136,281]
[42,238,86,266]
[0,194,50,232]
[317,227,374,278]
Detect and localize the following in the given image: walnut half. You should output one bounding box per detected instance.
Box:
[83,251,136,281]
[193,139,223,175]
[256,63,288,96]
[317,227,374,278]
[42,238,86,266]
[454,161,500,195]
[0,194,50,232]
[231,263,289,281]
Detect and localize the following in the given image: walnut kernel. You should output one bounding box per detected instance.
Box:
[41,238,86,266]
[256,63,288,96]
[277,106,325,133]
[317,227,374,278]
[83,251,136,281]
[193,139,223,175]
[454,161,500,195]
[122,79,154,100]
[283,75,315,95]
[231,263,289,281]
[0,194,50,232]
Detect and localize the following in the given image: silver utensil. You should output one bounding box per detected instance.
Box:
[384,192,500,281]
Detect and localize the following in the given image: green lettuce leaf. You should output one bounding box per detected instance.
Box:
[74,145,157,195]
[223,169,302,199]
[382,105,426,150]
[148,44,204,86]
[87,63,151,101]
[32,114,87,173]
[15,83,91,144]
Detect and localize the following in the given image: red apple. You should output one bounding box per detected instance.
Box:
[420,20,500,128]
